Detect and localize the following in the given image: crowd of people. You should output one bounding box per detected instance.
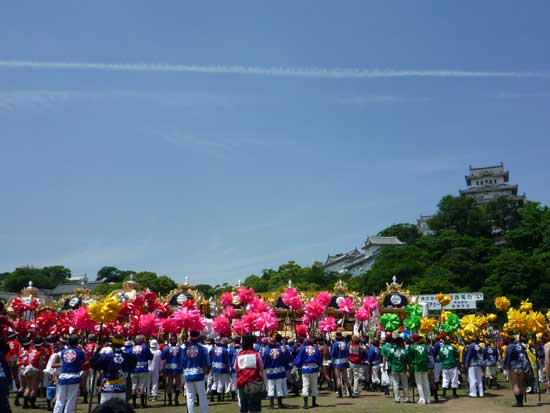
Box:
[1,328,549,413]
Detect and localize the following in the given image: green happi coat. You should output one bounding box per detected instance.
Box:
[439,344,459,369]
[409,343,429,372]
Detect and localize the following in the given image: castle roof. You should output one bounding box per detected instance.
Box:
[459,183,518,196]
[364,236,404,247]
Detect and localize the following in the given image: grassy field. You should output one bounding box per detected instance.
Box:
[9,383,550,413]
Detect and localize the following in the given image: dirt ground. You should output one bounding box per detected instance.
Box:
[9,383,550,413]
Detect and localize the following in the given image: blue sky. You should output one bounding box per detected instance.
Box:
[1,1,549,286]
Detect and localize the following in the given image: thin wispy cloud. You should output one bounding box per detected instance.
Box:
[1,60,550,79]
[493,92,550,99]
[337,95,432,104]
[0,90,72,112]
[0,89,235,113]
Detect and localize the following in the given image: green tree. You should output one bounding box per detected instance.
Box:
[428,195,491,237]
[96,266,125,283]
[93,282,123,296]
[1,266,71,292]
[378,223,420,244]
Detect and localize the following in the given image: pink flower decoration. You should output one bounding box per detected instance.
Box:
[338,297,355,314]
[249,297,268,312]
[295,324,309,337]
[172,307,205,331]
[73,307,97,332]
[139,313,160,336]
[283,288,302,311]
[355,306,370,322]
[213,316,231,337]
[220,292,234,307]
[232,318,251,334]
[222,305,236,319]
[316,291,332,306]
[253,312,278,334]
[363,296,378,312]
[318,316,337,333]
[301,314,312,325]
[237,287,255,305]
[305,299,326,320]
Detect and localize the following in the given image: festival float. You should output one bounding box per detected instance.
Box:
[0,275,548,345]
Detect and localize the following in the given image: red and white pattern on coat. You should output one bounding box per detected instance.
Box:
[269,348,280,359]
[186,346,199,358]
[305,346,316,356]
[63,349,77,363]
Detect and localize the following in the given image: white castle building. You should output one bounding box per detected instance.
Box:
[459,162,526,204]
[323,236,404,276]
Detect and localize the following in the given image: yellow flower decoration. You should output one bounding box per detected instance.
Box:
[476,315,488,330]
[420,317,438,334]
[547,309,550,321]
[527,311,546,334]
[494,296,510,311]
[461,314,479,336]
[437,292,452,307]
[486,313,497,323]
[519,299,533,312]
[506,308,528,335]
[88,296,122,324]
[440,310,450,324]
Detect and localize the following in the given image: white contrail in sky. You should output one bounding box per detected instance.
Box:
[0,60,549,79]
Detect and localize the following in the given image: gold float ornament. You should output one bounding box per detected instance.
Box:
[519,299,533,312]
[88,296,122,324]
[494,296,510,311]
[436,292,452,307]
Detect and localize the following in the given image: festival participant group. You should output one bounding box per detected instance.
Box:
[0,285,549,412]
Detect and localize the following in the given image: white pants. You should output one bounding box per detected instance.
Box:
[485,365,496,379]
[302,372,318,397]
[53,383,79,413]
[414,371,431,404]
[212,372,230,394]
[349,363,361,394]
[100,392,126,404]
[131,372,150,393]
[391,372,409,402]
[371,365,381,384]
[442,367,459,389]
[433,362,442,383]
[185,380,208,413]
[267,377,285,397]
[149,370,160,396]
[468,366,483,397]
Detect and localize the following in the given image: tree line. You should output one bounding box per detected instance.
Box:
[1,195,548,312]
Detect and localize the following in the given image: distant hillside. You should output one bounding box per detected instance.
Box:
[243,195,549,313]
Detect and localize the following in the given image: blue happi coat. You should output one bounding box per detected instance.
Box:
[330,339,350,369]
[180,343,211,382]
[262,345,289,379]
[131,344,153,373]
[294,344,322,373]
[58,346,86,385]
[209,345,230,374]
[463,342,484,368]
[91,349,137,393]
[161,345,183,374]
